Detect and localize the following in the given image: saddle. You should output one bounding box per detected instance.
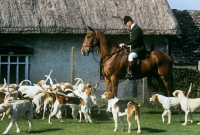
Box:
[124,45,150,63]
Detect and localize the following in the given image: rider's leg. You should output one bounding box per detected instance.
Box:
[126,52,137,79]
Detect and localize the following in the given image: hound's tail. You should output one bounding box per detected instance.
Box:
[19,80,32,87]
[186,83,192,98]
[0,78,7,90]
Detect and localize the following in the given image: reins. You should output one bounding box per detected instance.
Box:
[91,50,101,64]
[102,48,124,63]
[91,47,128,64]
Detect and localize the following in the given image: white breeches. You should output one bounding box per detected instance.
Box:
[128,52,138,61]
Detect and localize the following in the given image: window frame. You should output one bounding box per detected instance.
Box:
[0,55,30,85]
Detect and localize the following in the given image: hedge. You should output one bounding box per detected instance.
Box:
[148,67,200,97]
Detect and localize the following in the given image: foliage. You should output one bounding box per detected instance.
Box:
[148,67,200,97]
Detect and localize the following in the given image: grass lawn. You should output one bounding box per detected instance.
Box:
[0,98,200,135]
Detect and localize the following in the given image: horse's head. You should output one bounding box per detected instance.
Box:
[81,26,99,56]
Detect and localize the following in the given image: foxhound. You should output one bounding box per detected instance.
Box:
[173,90,200,125]
[150,94,181,124]
[100,91,141,134]
[0,100,33,134]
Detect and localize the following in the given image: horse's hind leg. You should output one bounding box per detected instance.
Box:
[162,73,174,97]
[154,74,168,96]
[157,73,174,97]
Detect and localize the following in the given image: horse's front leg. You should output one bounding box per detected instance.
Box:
[111,75,118,96]
[104,76,112,92]
[104,76,113,114]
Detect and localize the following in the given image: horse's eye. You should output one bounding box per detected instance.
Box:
[87,34,94,39]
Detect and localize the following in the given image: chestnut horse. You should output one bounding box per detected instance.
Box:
[81,26,174,96]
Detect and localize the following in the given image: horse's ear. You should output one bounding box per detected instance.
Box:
[87,26,94,31]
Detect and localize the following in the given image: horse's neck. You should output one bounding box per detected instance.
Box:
[100,42,114,57]
[97,32,117,58]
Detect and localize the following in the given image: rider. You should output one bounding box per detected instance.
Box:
[119,16,147,80]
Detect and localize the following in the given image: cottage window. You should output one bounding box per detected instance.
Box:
[0,55,30,85]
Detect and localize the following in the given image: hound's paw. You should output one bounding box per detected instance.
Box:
[106,111,112,116]
[182,123,187,126]
[89,120,93,123]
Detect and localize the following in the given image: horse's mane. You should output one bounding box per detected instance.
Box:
[105,35,119,45]
[96,29,119,48]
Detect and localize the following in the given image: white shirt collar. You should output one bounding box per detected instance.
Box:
[131,23,135,29]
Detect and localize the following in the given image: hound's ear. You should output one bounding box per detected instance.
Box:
[111,94,115,98]
[94,82,99,92]
[108,92,115,99]
[174,92,179,97]
[87,26,94,31]
[6,107,11,115]
[37,81,41,87]
[82,88,86,92]
[2,105,11,115]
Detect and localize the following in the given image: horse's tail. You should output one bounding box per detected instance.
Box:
[170,72,175,96]
[149,43,154,52]
[144,43,154,58]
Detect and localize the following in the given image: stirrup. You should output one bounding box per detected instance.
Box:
[125,73,133,80]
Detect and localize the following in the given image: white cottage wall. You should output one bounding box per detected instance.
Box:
[0,34,169,98]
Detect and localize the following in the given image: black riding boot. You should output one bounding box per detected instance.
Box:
[125,61,133,80]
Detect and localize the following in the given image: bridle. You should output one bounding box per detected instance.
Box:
[83,30,101,63]
[83,30,127,64]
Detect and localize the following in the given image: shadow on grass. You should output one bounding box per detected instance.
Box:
[29,128,63,134]
[143,111,163,114]
[141,127,167,133]
[144,110,200,115]
[91,111,112,121]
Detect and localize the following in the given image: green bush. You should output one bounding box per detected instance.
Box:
[148,67,200,97]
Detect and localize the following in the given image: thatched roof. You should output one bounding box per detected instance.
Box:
[0,0,179,35]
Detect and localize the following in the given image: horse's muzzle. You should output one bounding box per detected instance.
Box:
[81,46,92,56]
[81,50,90,56]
